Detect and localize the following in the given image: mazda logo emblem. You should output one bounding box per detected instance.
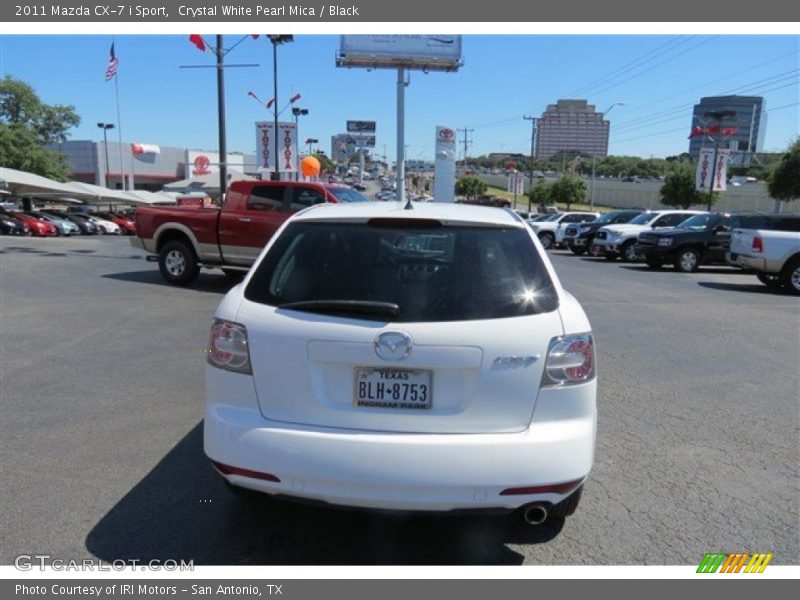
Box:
[374,331,412,362]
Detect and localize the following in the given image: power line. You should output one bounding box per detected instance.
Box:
[613,102,799,145]
[615,50,799,119]
[611,70,799,134]
[567,36,690,97]
[467,36,719,133]
[587,36,720,99]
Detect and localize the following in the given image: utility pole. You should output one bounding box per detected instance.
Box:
[180,35,259,202]
[457,127,474,169]
[703,110,736,212]
[523,116,537,212]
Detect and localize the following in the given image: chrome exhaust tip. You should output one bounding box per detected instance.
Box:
[522,504,548,526]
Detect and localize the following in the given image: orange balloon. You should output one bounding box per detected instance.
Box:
[300,156,321,177]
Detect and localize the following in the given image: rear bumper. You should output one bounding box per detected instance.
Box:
[204,371,596,512]
[727,252,766,272]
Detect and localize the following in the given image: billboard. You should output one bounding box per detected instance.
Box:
[695,148,730,192]
[337,35,463,71]
[433,126,457,203]
[345,134,376,148]
[347,120,377,133]
[255,121,298,173]
[331,134,354,163]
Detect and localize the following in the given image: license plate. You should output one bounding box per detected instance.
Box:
[354,367,432,409]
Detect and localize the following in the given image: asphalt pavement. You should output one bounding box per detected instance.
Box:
[0,233,797,565]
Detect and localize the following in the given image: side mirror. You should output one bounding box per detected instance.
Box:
[712,224,727,234]
[651,223,658,229]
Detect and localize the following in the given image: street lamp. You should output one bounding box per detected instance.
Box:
[268,35,294,181]
[292,107,308,181]
[97,122,115,188]
[590,102,625,209]
[305,137,318,156]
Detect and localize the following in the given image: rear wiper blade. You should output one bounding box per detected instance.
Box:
[277,300,400,318]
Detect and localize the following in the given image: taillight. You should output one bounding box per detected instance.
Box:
[752,236,763,253]
[207,319,251,374]
[542,334,595,386]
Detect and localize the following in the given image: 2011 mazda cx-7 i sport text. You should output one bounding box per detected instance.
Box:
[204,202,597,526]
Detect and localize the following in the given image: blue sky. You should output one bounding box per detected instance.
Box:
[1,34,797,161]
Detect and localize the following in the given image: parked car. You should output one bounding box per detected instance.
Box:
[727,214,800,294]
[0,210,31,236]
[204,202,596,525]
[85,215,122,235]
[636,212,748,272]
[593,210,705,262]
[49,211,99,235]
[93,211,136,235]
[133,180,370,285]
[528,212,600,250]
[26,211,80,236]
[563,210,644,256]
[5,211,58,237]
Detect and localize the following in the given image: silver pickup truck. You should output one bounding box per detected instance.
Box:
[727,215,800,294]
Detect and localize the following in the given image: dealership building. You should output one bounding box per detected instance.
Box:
[50,140,259,191]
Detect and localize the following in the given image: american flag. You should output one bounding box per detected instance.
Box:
[105,43,119,81]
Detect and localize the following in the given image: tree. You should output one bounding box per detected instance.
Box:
[768,139,800,206]
[0,124,71,180]
[314,153,336,174]
[455,176,487,201]
[549,174,587,210]
[660,162,714,210]
[527,178,552,212]
[0,76,79,179]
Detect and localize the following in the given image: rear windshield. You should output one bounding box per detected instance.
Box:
[245,221,559,322]
[737,215,800,232]
[329,187,371,203]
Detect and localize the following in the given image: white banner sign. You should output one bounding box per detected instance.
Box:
[695,148,731,192]
[433,126,457,203]
[507,173,525,195]
[184,150,245,179]
[256,121,298,173]
[131,143,160,155]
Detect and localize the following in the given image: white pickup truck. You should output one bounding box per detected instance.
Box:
[727,216,800,294]
[528,211,600,249]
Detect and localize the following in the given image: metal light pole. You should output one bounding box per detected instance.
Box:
[97,122,115,188]
[397,67,408,207]
[591,102,625,210]
[215,35,228,199]
[523,115,536,212]
[306,138,318,156]
[268,35,294,181]
[292,107,308,181]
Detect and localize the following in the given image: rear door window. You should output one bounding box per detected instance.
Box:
[245,221,559,322]
[247,185,288,212]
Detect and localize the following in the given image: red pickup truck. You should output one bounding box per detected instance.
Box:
[132,180,370,284]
